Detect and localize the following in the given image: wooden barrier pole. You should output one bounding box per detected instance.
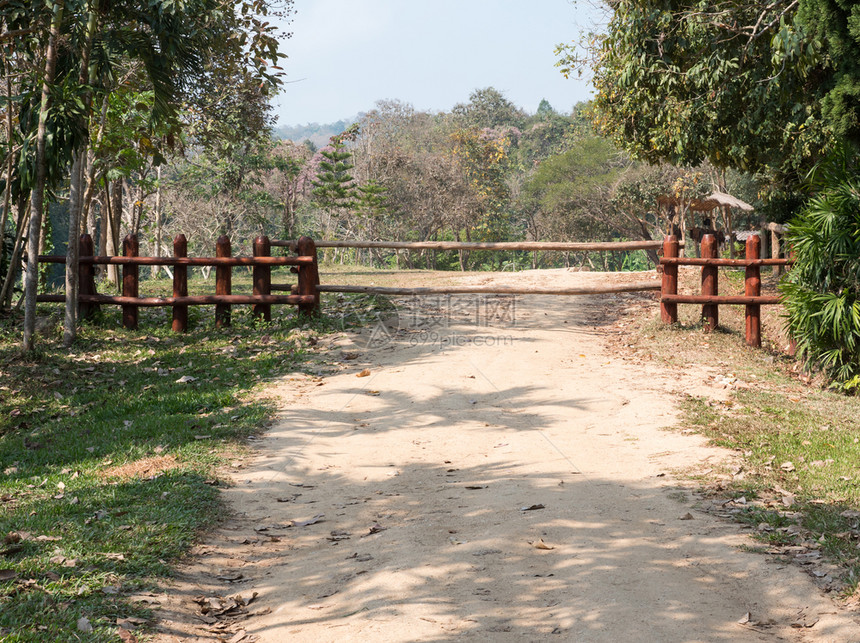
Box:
[660,235,679,324]
[172,234,188,333]
[253,235,272,321]
[78,233,99,320]
[745,235,762,347]
[215,235,231,328]
[296,235,320,315]
[701,234,718,332]
[121,234,139,330]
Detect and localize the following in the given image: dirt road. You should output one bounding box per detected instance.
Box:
[155,270,860,642]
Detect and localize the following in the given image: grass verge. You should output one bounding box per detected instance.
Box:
[0,273,389,642]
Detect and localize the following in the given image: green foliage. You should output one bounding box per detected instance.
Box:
[452,87,527,130]
[796,0,860,148]
[312,137,358,211]
[563,1,830,184]
[781,175,860,386]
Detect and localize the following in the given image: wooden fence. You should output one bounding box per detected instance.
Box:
[36,233,320,331]
[659,234,791,347]
[39,234,790,344]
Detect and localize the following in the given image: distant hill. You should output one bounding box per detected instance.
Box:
[273,118,357,148]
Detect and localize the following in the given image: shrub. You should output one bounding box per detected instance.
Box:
[780,179,860,390]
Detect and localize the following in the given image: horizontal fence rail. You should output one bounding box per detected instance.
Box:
[36,294,315,306]
[36,255,314,266]
[318,282,660,296]
[271,239,679,252]
[660,257,792,267]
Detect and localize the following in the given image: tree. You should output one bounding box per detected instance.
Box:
[453,87,527,130]
[311,135,358,241]
[558,1,828,184]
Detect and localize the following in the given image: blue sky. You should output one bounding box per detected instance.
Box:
[272,0,601,126]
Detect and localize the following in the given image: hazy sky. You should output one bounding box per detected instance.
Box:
[272,0,601,126]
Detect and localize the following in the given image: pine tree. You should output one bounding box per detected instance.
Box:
[312,137,357,211]
[311,136,357,245]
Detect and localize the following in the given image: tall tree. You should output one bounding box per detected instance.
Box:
[558,1,827,183]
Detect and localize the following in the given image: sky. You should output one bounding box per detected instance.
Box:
[272,0,602,126]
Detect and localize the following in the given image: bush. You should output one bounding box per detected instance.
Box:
[780,179,860,390]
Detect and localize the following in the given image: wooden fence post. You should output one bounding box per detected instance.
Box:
[745,234,762,347]
[296,235,320,315]
[772,226,784,277]
[78,233,99,320]
[215,235,231,328]
[253,235,271,321]
[122,234,139,330]
[701,233,718,332]
[660,235,678,324]
[172,234,188,333]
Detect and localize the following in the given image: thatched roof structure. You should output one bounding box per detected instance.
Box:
[657,191,754,212]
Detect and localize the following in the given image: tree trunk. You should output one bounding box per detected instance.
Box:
[105,179,122,290]
[23,0,65,351]
[63,0,100,347]
[0,48,13,280]
[0,199,29,309]
[65,150,86,345]
[153,165,162,278]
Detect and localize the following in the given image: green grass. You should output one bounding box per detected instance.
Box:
[0,275,389,641]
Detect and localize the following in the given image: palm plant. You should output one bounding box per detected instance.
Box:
[781,176,860,390]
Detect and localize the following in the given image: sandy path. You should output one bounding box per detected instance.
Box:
[155,271,860,643]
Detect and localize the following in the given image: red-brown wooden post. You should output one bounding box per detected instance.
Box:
[215,235,231,328]
[172,234,188,333]
[296,235,320,316]
[701,233,719,332]
[122,234,139,330]
[78,233,99,320]
[253,235,272,321]
[745,234,762,347]
[660,235,679,324]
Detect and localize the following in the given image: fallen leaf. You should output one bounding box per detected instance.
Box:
[216,570,244,582]
[116,617,147,628]
[366,390,381,396]
[175,375,197,383]
[520,504,545,512]
[464,485,487,490]
[291,514,325,528]
[234,592,258,607]
[356,369,371,378]
[226,629,248,643]
[118,628,139,643]
[77,617,93,633]
[737,612,751,625]
[366,523,386,535]
[791,616,819,629]
[781,461,796,472]
[679,513,694,521]
[529,539,555,550]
